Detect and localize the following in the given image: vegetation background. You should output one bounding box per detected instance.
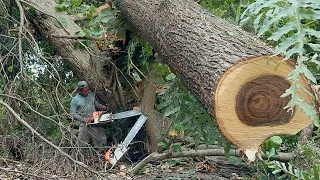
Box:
[0,0,319,179]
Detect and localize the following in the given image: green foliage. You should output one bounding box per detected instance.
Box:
[280,133,300,152]
[267,161,320,179]
[241,0,320,127]
[268,161,303,179]
[95,7,127,37]
[55,0,96,19]
[157,79,228,148]
[199,0,251,25]
[262,136,283,160]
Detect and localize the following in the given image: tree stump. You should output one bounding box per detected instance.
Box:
[215,56,312,161]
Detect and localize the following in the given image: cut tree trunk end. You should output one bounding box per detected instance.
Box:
[113,0,315,162]
[214,55,313,162]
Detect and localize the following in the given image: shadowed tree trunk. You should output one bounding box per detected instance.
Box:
[21,0,119,111]
[140,72,170,152]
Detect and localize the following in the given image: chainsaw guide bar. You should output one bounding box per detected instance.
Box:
[88,109,148,169]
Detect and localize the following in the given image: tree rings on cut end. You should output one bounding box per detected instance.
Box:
[214,55,313,162]
[236,75,294,126]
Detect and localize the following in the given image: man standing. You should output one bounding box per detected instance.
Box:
[70,81,107,149]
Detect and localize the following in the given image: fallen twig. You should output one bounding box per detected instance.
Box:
[0,100,106,179]
[130,148,294,174]
[0,166,48,179]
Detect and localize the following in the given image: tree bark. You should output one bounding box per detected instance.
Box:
[114,0,313,161]
[21,0,119,111]
[114,0,273,116]
[140,72,170,152]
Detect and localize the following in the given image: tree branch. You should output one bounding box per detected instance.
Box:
[14,0,25,74]
[0,166,48,179]
[51,34,104,41]
[0,100,105,178]
[130,148,294,174]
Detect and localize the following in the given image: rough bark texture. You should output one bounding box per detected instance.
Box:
[22,0,119,111]
[115,0,273,116]
[141,77,159,152]
[141,73,170,152]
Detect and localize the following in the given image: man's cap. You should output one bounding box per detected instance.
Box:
[77,81,88,90]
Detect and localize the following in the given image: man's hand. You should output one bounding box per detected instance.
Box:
[85,117,93,124]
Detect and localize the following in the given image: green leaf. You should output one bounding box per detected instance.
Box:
[299,102,319,127]
[89,29,104,36]
[169,159,180,166]
[166,73,176,81]
[140,40,153,56]
[75,31,86,38]
[228,156,243,165]
[171,144,182,152]
[71,0,81,6]
[300,63,317,83]
[54,0,63,4]
[253,13,263,30]
[96,8,115,24]
[305,28,320,38]
[259,7,294,37]
[274,34,299,56]
[28,7,36,14]
[302,172,311,180]
[224,142,231,156]
[283,46,300,60]
[157,100,172,110]
[157,141,169,149]
[164,106,180,117]
[267,21,297,41]
[270,136,282,146]
[278,174,288,179]
[314,164,319,180]
[281,85,296,98]
[7,66,13,73]
[132,71,142,82]
[55,3,69,12]
[82,28,91,36]
[308,43,320,52]
[272,169,282,174]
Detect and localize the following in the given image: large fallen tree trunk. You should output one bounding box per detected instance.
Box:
[114,0,313,160]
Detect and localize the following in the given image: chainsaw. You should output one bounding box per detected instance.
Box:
[88,109,148,169]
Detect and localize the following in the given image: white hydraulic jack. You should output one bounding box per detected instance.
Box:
[89,109,148,169]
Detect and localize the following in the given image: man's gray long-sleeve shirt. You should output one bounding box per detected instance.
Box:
[70,91,101,123]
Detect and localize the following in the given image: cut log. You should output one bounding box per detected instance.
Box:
[114,0,314,161]
[215,56,312,161]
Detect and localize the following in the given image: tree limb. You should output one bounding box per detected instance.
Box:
[51,34,104,41]
[130,148,294,174]
[0,100,105,178]
[14,0,25,75]
[0,166,48,179]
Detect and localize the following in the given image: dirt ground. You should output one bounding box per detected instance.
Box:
[105,156,254,180]
[0,151,254,179]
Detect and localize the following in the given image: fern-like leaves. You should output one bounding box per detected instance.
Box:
[241,0,320,126]
[267,161,320,179]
